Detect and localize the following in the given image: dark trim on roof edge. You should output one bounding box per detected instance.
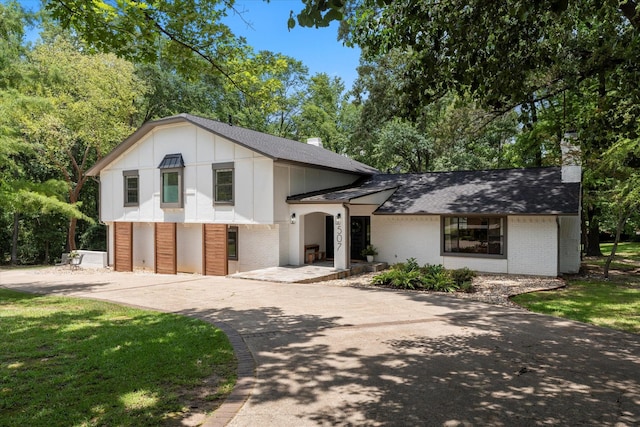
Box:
[87,114,377,177]
[86,116,187,176]
[287,186,399,204]
[273,159,375,177]
[372,211,580,216]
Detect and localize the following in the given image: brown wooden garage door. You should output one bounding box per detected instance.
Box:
[155,222,177,274]
[114,222,133,272]
[203,224,228,276]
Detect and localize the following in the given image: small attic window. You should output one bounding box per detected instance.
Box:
[159,154,184,209]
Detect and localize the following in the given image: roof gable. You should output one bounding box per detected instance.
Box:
[87,114,378,176]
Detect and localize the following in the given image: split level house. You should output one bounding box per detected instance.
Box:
[86,113,582,277]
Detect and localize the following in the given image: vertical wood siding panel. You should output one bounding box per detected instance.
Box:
[155,223,177,274]
[114,222,133,272]
[203,224,228,276]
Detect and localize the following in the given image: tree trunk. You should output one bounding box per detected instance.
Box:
[11,212,19,265]
[585,205,603,256]
[529,100,542,167]
[44,240,50,265]
[68,216,77,251]
[604,211,628,279]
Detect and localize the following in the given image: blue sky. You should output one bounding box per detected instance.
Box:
[225,1,361,89]
[16,0,362,89]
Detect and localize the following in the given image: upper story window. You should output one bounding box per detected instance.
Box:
[123,170,139,207]
[212,162,234,205]
[443,216,505,257]
[159,154,184,209]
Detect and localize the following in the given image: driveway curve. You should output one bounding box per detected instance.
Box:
[2,268,639,426]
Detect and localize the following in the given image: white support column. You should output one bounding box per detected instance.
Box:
[333,206,349,270]
[288,213,304,266]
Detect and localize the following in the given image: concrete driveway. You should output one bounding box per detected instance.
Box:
[2,268,639,426]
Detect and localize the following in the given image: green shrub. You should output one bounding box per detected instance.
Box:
[451,267,476,286]
[422,268,457,292]
[372,268,423,289]
[458,281,476,293]
[372,260,477,293]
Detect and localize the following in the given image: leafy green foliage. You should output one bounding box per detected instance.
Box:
[372,260,476,293]
[348,52,518,172]
[79,223,107,252]
[43,0,245,82]
[13,34,146,250]
[450,267,477,287]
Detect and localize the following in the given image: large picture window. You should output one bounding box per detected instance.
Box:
[213,162,234,205]
[443,216,505,256]
[159,154,184,209]
[123,170,139,207]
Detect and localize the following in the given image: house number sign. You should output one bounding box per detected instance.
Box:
[336,223,343,252]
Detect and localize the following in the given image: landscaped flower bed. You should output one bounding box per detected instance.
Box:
[371,258,476,292]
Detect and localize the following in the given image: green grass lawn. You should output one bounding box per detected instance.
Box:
[585,241,640,270]
[0,289,236,427]
[512,241,640,335]
[512,280,640,334]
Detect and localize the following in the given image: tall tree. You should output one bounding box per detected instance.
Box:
[218,49,309,135]
[136,60,224,123]
[15,35,146,250]
[295,73,349,152]
[0,2,89,264]
[348,50,517,172]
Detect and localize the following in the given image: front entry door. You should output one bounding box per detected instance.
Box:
[350,216,370,260]
[325,216,334,259]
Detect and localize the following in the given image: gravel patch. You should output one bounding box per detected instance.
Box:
[320,272,566,308]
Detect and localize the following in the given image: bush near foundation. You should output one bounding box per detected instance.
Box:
[372,259,476,293]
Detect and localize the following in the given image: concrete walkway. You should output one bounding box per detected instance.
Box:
[2,268,639,426]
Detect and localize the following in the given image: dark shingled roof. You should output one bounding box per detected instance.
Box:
[87,114,378,176]
[290,167,581,215]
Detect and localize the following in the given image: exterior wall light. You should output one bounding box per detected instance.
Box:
[336,213,341,225]
[290,213,296,224]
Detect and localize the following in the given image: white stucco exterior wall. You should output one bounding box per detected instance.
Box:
[132,222,154,271]
[558,215,581,274]
[507,216,558,276]
[443,256,508,274]
[372,216,441,266]
[177,223,202,274]
[372,214,561,276]
[237,224,280,272]
[274,164,360,223]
